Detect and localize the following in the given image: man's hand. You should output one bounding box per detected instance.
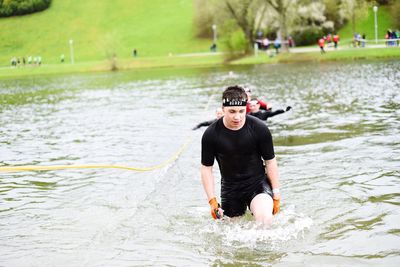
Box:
[272,188,280,215]
[273,197,280,215]
[209,197,223,219]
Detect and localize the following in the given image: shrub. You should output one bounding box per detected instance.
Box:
[391,0,400,29]
[292,27,324,46]
[0,0,51,17]
[222,29,248,61]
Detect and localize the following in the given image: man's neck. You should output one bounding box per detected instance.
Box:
[222,117,246,131]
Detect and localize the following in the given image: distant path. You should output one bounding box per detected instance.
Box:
[289,43,387,53]
[173,42,392,57]
[173,51,224,57]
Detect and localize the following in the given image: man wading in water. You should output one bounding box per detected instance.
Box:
[201,85,281,225]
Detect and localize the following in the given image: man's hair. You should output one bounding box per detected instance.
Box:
[222,85,247,105]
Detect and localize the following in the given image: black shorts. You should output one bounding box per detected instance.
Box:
[221,177,273,218]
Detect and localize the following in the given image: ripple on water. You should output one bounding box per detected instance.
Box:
[0,61,399,266]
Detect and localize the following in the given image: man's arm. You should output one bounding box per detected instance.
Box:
[193,119,216,130]
[200,165,216,201]
[201,164,223,219]
[266,109,285,118]
[265,157,280,192]
[265,157,281,214]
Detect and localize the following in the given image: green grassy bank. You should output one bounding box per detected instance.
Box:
[1,47,399,79]
[0,0,211,66]
[338,5,394,47]
[0,53,226,79]
[233,47,400,65]
[0,0,398,79]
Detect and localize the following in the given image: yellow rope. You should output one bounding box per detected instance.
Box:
[0,136,192,173]
[0,89,218,174]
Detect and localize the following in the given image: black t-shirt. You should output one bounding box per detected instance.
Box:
[201,115,275,183]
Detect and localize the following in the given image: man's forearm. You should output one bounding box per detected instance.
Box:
[265,157,280,189]
[201,165,215,201]
[266,157,281,214]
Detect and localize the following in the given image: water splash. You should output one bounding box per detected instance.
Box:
[199,205,313,250]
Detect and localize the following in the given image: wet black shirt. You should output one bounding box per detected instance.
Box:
[201,115,275,183]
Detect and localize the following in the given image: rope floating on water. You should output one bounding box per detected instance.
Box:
[0,87,220,174]
[0,137,192,173]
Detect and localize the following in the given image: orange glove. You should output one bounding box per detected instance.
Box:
[273,197,280,215]
[209,197,222,219]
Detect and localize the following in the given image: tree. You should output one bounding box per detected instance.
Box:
[222,0,331,52]
[222,0,259,51]
[323,0,346,31]
[263,0,290,51]
[392,0,400,29]
[194,0,343,51]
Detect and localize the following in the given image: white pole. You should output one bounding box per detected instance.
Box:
[373,6,378,44]
[69,39,75,64]
[254,42,258,57]
[212,24,217,44]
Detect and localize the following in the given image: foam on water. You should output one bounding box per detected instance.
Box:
[1,61,399,266]
[191,205,313,250]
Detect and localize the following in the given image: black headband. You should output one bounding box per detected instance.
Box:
[222,98,247,106]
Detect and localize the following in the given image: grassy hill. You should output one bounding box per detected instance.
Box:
[0,1,397,72]
[0,0,211,66]
[338,5,394,44]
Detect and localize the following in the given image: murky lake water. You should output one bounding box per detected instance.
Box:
[0,61,399,266]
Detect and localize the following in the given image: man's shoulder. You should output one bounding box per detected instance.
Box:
[246,115,269,129]
[247,114,264,123]
[249,111,264,119]
[203,118,222,136]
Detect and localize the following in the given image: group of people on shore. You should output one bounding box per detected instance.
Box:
[318,29,400,52]
[10,56,42,67]
[255,37,295,55]
[254,31,295,56]
[385,29,400,47]
[318,33,340,53]
[352,33,367,48]
[350,29,400,48]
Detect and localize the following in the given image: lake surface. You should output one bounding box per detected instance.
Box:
[0,61,399,266]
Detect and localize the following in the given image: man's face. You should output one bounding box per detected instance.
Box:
[249,101,260,113]
[222,106,246,130]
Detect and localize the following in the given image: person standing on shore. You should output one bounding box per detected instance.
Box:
[333,34,340,49]
[318,37,326,53]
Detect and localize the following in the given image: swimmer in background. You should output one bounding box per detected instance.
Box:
[244,87,272,113]
[192,108,224,130]
[248,100,291,121]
